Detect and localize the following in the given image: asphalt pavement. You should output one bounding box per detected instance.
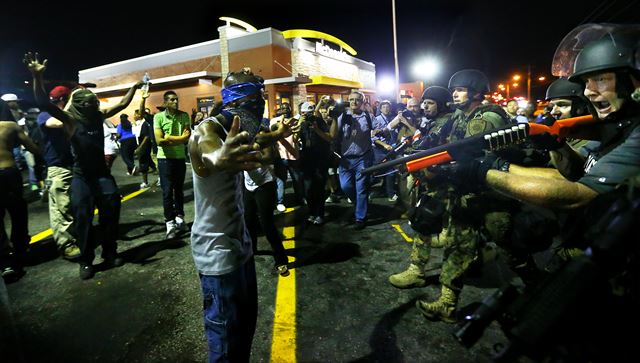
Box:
[1,156,513,363]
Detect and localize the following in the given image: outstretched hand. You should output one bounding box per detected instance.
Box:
[213,116,262,172]
[23,52,47,75]
[255,118,292,147]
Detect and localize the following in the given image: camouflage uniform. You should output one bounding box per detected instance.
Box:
[440,104,512,294]
[416,103,512,322]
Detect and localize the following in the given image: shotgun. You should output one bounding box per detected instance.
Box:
[362,115,595,175]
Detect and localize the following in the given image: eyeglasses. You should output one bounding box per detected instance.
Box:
[348,98,364,103]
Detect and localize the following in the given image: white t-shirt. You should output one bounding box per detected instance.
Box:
[244,166,275,192]
[103,123,119,155]
[132,119,144,139]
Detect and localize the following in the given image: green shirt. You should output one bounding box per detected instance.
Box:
[154,110,191,159]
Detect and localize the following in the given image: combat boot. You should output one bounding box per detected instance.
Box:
[388,263,427,289]
[416,285,458,323]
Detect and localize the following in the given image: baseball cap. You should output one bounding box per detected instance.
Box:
[49,86,72,102]
[1,93,20,102]
[300,102,315,113]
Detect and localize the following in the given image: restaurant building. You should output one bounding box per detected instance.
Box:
[78,17,376,120]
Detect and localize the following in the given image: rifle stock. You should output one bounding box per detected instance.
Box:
[362,115,596,175]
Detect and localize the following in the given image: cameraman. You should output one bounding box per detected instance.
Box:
[298,101,332,224]
[270,102,303,212]
[388,97,420,141]
[371,100,398,201]
[329,91,374,230]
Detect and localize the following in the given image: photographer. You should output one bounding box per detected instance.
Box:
[270,102,303,212]
[371,100,398,201]
[329,91,374,230]
[388,97,420,141]
[320,96,343,203]
[298,101,332,225]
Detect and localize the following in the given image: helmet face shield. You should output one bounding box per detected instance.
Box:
[552,23,640,78]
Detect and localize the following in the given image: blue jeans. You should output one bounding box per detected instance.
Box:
[200,257,257,363]
[373,148,397,198]
[275,159,303,205]
[339,152,373,222]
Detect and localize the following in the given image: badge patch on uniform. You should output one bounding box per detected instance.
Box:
[467,118,489,136]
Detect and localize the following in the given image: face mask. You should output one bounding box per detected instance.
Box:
[238,97,265,119]
[224,107,261,141]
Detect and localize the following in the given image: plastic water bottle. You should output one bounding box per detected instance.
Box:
[141,72,150,94]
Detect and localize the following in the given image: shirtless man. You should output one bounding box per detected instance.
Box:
[0,99,40,279]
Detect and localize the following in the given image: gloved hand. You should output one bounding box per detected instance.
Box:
[444,154,508,191]
[529,132,565,151]
[540,115,557,127]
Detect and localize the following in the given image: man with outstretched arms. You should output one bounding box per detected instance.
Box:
[25,52,142,280]
[188,68,289,362]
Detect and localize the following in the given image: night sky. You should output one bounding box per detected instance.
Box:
[2,0,640,101]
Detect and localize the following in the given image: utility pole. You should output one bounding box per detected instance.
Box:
[392,0,400,103]
[527,64,532,101]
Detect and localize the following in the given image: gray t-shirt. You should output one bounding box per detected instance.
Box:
[579,124,640,194]
[190,119,252,275]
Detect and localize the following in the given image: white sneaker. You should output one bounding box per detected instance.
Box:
[388,194,398,202]
[166,220,177,239]
[175,216,186,231]
[313,216,324,225]
[347,197,353,204]
[307,216,316,223]
[155,178,161,187]
[276,204,286,212]
[140,182,150,189]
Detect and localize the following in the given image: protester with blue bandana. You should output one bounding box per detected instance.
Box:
[188,67,292,363]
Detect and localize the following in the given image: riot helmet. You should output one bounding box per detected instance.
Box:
[545,78,584,100]
[545,78,592,118]
[421,86,453,115]
[448,69,490,96]
[569,35,640,82]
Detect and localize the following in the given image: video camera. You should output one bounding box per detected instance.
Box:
[328,101,347,119]
[401,109,414,120]
[453,181,640,362]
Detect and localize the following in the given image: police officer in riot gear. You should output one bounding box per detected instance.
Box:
[389,86,458,289]
[454,26,640,210]
[414,70,512,323]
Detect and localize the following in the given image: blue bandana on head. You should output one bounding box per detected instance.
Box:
[221,82,264,106]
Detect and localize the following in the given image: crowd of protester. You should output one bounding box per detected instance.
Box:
[1,22,639,362]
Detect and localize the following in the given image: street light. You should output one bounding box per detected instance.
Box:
[377,76,396,96]
[513,74,521,81]
[412,57,440,95]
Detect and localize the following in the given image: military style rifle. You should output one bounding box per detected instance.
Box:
[362,115,595,175]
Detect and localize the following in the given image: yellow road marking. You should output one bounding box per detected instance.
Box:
[391,224,413,243]
[29,187,150,245]
[270,210,297,363]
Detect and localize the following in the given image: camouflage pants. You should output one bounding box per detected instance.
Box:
[439,196,512,291]
[439,222,479,290]
[409,228,450,279]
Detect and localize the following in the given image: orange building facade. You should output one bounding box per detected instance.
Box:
[79,22,376,123]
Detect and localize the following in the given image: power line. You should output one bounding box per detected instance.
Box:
[606,0,639,21]
[579,1,612,24]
